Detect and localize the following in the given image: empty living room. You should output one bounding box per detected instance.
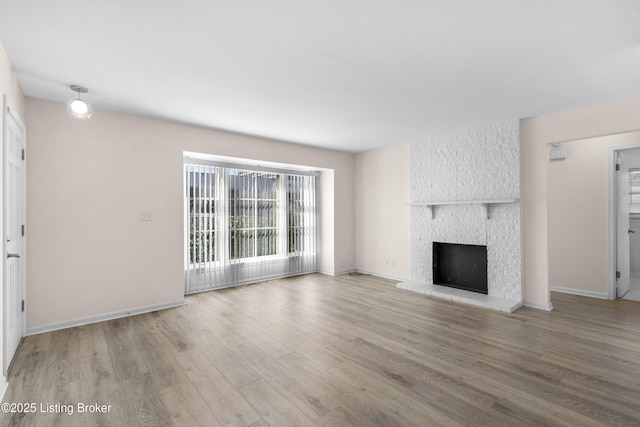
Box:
[1,1,640,426]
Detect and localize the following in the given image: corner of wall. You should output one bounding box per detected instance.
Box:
[354,143,410,279]
[317,169,335,274]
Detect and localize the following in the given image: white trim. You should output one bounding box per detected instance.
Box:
[26,300,184,336]
[320,269,411,283]
[550,286,608,300]
[318,269,356,277]
[3,96,27,377]
[609,143,640,301]
[0,376,7,402]
[183,152,322,177]
[523,300,554,311]
[609,146,623,300]
[5,103,26,131]
[354,269,409,282]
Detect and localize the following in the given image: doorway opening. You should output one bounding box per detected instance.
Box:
[611,146,640,302]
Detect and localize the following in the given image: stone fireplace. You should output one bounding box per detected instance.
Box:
[398,120,523,312]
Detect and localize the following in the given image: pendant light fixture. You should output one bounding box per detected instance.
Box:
[66,85,92,120]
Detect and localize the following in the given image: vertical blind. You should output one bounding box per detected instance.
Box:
[185,163,316,294]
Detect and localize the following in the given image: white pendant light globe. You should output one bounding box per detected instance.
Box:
[66,85,92,119]
[67,98,91,117]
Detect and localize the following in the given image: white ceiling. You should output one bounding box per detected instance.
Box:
[1,1,639,153]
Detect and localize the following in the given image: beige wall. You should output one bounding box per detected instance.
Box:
[548,132,640,295]
[1,40,26,379]
[521,96,640,308]
[25,98,355,331]
[0,44,25,119]
[354,143,410,280]
[316,169,335,274]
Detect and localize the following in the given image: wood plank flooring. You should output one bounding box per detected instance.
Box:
[2,273,640,426]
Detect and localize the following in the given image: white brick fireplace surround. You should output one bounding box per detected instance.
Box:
[399,120,523,312]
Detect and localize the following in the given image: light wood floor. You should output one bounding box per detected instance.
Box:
[624,273,640,301]
[2,273,640,426]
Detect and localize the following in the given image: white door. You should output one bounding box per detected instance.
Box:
[3,99,26,375]
[616,150,632,298]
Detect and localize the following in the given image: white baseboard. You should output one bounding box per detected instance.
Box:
[26,300,185,336]
[318,268,409,282]
[523,300,554,311]
[317,269,356,277]
[549,286,608,300]
[354,269,410,282]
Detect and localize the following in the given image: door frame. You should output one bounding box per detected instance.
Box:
[2,96,27,376]
[608,144,640,300]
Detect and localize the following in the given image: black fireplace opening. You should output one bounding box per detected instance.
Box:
[433,242,488,294]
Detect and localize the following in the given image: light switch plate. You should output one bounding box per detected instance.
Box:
[550,148,567,160]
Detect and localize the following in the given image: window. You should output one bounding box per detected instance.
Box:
[630,169,640,214]
[184,160,317,293]
[229,170,279,259]
[288,175,313,254]
[186,165,217,264]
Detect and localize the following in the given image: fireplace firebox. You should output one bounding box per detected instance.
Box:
[433,242,488,294]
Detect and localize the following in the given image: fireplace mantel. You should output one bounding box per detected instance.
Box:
[408,198,519,219]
